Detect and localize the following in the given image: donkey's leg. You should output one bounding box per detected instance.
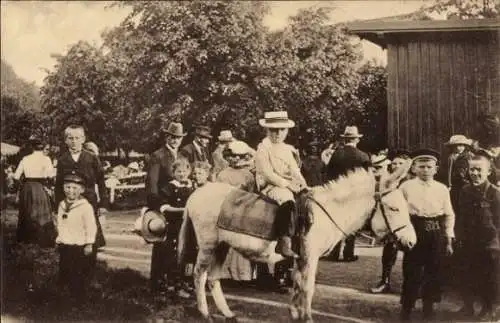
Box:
[290,257,307,321]
[208,252,237,320]
[302,255,319,323]
[193,249,215,320]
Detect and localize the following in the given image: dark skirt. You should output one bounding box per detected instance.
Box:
[17,179,56,248]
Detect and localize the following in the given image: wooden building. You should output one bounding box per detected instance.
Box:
[347,19,500,156]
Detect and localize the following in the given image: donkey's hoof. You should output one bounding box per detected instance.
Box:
[225,316,239,323]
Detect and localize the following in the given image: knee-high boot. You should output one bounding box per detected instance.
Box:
[274,201,298,259]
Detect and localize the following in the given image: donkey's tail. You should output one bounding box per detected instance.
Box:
[177,207,192,266]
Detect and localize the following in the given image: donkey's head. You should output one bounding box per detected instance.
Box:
[369,161,416,251]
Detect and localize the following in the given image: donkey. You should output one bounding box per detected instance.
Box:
[178,164,416,322]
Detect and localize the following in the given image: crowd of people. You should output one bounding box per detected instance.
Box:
[1,110,499,322]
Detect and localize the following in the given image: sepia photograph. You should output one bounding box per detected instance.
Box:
[1,1,499,322]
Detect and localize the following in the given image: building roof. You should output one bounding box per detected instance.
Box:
[347,18,500,48]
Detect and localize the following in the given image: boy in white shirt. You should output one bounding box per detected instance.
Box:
[55,170,97,301]
[398,149,455,321]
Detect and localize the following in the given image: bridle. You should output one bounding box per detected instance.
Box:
[307,189,407,242]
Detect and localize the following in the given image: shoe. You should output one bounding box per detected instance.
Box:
[275,236,298,259]
[478,306,496,322]
[342,255,359,262]
[422,302,435,321]
[370,281,391,294]
[454,305,474,319]
[176,288,191,299]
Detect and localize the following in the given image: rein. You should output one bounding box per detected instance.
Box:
[306,189,406,241]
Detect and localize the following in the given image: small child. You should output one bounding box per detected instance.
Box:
[192,161,212,188]
[216,141,256,192]
[55,170,97,301]
[398,149,455,321]
[159,158,195,298]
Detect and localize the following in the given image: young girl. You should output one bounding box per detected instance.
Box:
[55,171,97,302]
[159,158,196,298]
[192,161,212,188]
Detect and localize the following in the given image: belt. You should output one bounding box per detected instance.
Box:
[24,177,47,183]
[410,215,443,232]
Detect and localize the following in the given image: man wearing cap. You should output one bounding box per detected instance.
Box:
[211,130,235,178]
[180,125,213,165]
[444,135,474,211]
[145,121,186,292]
[399,149,455,321]
[255,111,307,259]
[324,126,370,262]
[371,149,412,294]
[454,149,500,321]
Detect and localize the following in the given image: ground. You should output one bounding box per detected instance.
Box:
[1,208,466,323]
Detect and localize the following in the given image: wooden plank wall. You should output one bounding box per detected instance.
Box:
[386,31,500,155]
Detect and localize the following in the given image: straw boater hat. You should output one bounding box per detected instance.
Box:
[340,126,363,138]
[259,111,295,128]
[371,153,391,167]
[218,130,234,142]
[161,122,187,137]
[194,125,213,139]
[133,208,167,243]
[444,135,472,147]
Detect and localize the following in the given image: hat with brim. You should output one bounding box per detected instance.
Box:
[340,126,363,138]
[259,111,295,128]
[473,148,494,160]
[445,135,472,147]
[411,148,440,162]
[194,125,213,139]
[225,140,252,156]
[162,122,187,137]
[218,130,234,142]
[133,208,167,243]
[63,170,86,186]
[371,154,391,167]
[389,149,411,160]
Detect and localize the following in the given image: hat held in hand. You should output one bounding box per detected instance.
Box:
[133,208,167,243]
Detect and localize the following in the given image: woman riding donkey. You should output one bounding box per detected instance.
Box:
[255,111,308,259]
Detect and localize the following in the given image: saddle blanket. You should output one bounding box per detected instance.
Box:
[217,188,279,241]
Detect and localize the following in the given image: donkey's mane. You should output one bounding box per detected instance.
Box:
[312,167,375,203]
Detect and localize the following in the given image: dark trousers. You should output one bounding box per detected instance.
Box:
[58,244,96,299]
[330,235,356,260]
[401,217,445,306]
[150,213,195,291]
[459,247,500,308]
[380,242,398,281]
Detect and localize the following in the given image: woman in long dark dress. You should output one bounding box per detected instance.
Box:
[14,137,55,247]
[14,137,55,291]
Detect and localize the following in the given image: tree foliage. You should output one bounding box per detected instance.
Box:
[424,0,499,19]
[1,60,44,145]
[40,1,387,154]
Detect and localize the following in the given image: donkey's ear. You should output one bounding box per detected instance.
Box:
[380,160,411,192]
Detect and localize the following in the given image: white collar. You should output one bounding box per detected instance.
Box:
[417,178,434,186]
[169,179,192,187]
[165,144,177,154]
[345,142,357,147]
[193,140,203,153]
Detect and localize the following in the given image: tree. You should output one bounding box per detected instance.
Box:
[1,60,43,145]
[40,41,119,151]
[424,0,499,19]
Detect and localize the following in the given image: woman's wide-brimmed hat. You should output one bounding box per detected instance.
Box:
[218,130,234,142]
[444,134,472,146]
[161,122,187,137]
[340,126,363,138]
[259,111,295,128]
[194,125,213,139]
[225,140,253,156]
[133,208,167,243]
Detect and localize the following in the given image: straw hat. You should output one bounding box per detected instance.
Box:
[226,140,252,156]
[371,154,391,167]
[133,208,167,243]
[161,122,187,137]
[444,135,472,147]
[340,126,363,138]
[218,130,234,142]
[258,111,295,128]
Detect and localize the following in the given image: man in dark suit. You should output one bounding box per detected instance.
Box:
[145,121,186,292]
[454,150,500,322]
[180,125,213,165]
[55,125,108,249]
[324,126,370,262]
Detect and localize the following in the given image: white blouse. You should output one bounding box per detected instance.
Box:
[14,151,54,180]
